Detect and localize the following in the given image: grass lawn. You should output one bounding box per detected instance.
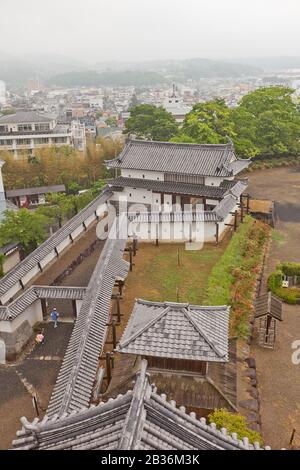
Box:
[124,241,228,305]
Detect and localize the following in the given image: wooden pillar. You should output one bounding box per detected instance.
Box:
[246,194,250,214]
[118,281,123,296]
[241,197,244,222]
[106,352,112,384]
[156,224,159,247]
[215,223,219,245]
[71,299,77,319]
[234,210,238,231]
[132,237,138,256]
[129,246,133,271]
[115,295,121,323]
[41,298,48,320]
[203,197,207,211]
[112,320,117,349]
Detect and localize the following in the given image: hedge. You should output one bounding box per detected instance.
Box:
[268,262,300,304]
[205,216,270,337]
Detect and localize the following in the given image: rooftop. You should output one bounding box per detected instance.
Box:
[0,111,54,124]
[117,299,229,362]
[106,139,251,177]
[12,360,263,450]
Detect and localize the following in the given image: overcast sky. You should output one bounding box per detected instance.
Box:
[0,0,299,63]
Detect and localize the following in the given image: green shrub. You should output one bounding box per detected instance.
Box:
[267,270,282,291]
[281,262,300,277]
[208,409,263,445]
[274,287,300,304]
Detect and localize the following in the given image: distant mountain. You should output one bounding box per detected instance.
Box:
[232,56,300,71]
[47,70,167,87]
[0,55,262,88]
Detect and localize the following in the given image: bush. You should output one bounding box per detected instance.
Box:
[267,270,282,291]
[281,262,300,277]
[205,216,270,336]
[208,409,263,445]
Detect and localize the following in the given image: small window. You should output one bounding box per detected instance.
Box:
[142,174,145,178]
[129,193,132,197]
[156,200,158,203]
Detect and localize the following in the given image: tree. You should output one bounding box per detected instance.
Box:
[0,209,49,255]
[180,99,235,144]
[123,104,178,141]
[38,193,73,228]
[235,86,300,156]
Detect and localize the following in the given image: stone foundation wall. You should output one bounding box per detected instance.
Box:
[0,320,32,361]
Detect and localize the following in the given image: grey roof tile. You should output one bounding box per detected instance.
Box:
[12,360,265,451]
[106,139,251,177]
[117,300,229,362]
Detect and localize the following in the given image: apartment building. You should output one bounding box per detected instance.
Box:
[0,111,85,157]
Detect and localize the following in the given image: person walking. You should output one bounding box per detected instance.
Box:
[50,307,59,328]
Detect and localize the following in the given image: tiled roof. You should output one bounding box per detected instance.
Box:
[6,185,66,198]
[108,176,247,199]
[0,286,86,321]
[127,211,220,223]
[214,194,239,220]
[0,186,112,301]
[255,292,283,321]
[0,111,53,124]
[12,360,264,450]
[117,300,229,362]
[106,139,251,177]
[46,216,130,417]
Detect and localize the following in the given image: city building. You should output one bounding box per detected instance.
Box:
[0,81,7,108]
[0,111,86,157]
[6,184,66,208]
[162,86,192,123]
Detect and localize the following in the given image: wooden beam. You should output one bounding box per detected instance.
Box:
[106,352,112,384]
[215,223,219,245]
[112,320,117,349]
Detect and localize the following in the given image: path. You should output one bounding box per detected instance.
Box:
[247,166,300,449]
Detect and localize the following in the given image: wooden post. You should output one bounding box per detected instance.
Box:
[71,299,77,319]
[156,224,159,247]
[215,223,219,245]
[177,248,180,267]
[176,287,179,303]
[41,298,48,320]
[241,198,244,222]
[129,246,133,271]
[203,197,207,211]
[112,320,117,349]
[234,210,238,231]
[32,396,39,417]
[106,352,111,384]
[115,294,121,323]
[133,237,138,256]
[289,429,296,448]
[246,194,250,214]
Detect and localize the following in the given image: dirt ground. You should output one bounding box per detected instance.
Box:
[247,166,300,449]
[0,323,73,450]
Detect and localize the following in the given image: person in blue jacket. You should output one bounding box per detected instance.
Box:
[50,307,59,328]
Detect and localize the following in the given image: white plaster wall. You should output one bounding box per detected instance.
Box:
[56,236,72,254]
[40,250,57,269]
[205,177,224,187]
[0,282,21,305]
[71,224,85,240]
[21,265,40,287]
[84,213,96,228]
[121,169,164,181]
[0,299,43,333]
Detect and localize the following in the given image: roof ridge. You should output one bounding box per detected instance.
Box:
[183,308,227,359]
[118,304,171,350]
[117,359,150,450]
